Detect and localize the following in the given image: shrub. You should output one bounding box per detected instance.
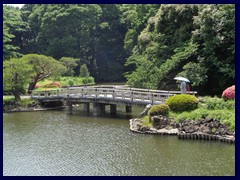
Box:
[199,96,235,110]
[222,85,235,100]
[35,84,42,89]
[68,79,74,86]
[43,82,62,88]
[82,77,95,85]
[165,94,199,112]
[148,104,169,117]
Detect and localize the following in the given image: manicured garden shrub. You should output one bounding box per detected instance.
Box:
[43,82,62,88]
[222,85,235,100]
[148,104,169,117]
[165,94,199,112]
[68,79,74,86]
[82,77,95,85]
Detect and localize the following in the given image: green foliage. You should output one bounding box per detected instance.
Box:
[3,5,25,59]
[82,77,95,85]
[37,76,95,87]
[68,79,75,86]
[42,82,62,88]
[3,96,15,102]
[59,57,80,76]
[3,4,235,95]
[169,96,235,131]
[3,58,32,101]
[80,64,90,78]
[19,98,37,107]
[148,104,169,117]
[3,96,37,108]
[142,115,153,127]
[199,96,235,110]
[20,54,67,92]
[165,94,199,112]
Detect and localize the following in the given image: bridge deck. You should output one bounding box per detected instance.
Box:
[31,85,197,106]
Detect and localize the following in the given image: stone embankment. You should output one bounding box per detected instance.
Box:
[3,101,65,113]
[129,116,235,144]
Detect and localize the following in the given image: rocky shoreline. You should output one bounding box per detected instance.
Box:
[129,117,235,144]
[3,102,66,113]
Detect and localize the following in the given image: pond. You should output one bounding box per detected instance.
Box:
[3,106,235,176]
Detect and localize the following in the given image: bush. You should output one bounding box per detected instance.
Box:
[173,108,235,131]
[82,77,95,85]
[165,94,199,112]
[35,84,42,89]
[68,79,74,86]
[148,104,169,117]
[222,85,235,100]
[199,96,235,110]
[42,82,62,88]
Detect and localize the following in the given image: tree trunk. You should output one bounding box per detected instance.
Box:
[12,91,21,102]
[28,81,37,94]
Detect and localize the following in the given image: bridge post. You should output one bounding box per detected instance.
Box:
[67,101,73,115]
[93,103,100,116]
[126,105,132,113]
[83,103,90,113]
[99,104,105,113]
[110,104,117,115]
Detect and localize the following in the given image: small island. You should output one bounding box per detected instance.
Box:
[129,93,235,144]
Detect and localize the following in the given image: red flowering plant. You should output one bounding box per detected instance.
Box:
[34,84,42,89]
[222,85,235,100]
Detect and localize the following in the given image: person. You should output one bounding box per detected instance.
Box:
[186,83,190,93]
[180,81,187,94]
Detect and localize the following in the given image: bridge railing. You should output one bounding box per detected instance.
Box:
[31,86,197,103]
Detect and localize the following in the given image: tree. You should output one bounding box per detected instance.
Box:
[3,58,32,101]
[59,57,80,76]
[3,5,26,59]
[20,54,67,93]
[190,4,235,95]
[80,64,90,77]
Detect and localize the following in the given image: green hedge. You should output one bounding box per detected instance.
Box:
[165,94,199,112]
[148,104,169,117]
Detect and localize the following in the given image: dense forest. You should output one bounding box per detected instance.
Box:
[3,4,235,96]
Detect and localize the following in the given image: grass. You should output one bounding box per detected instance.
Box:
[3,96,15,101]
[34,87,61,91]
[142,115,153,127]
[169,98,235,131]
[3,96,38,108]
[140,96,235,131]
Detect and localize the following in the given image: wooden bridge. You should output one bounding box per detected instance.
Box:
[31,85,197,115]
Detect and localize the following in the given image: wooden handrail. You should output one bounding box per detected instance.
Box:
[31,86,197,104]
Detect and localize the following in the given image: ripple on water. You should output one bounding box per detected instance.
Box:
[3,111,235,176]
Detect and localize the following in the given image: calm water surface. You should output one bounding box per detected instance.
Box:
[3,106,235,176]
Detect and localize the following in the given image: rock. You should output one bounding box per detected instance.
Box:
[205,117,213,123]
[217,128,227,135]
[200,125,211,134]
[140,126,150,132]
[138,104,152,118]
[213,120,220,128]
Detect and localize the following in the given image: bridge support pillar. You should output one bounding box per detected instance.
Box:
[93,103,100,116]
[83,103,90,113]
[93,103,106,116]
[110,104,117,115]
[99,104,105,113]
[126,105,132,113]
[67,101,73,115]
